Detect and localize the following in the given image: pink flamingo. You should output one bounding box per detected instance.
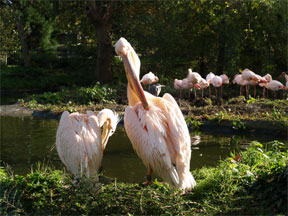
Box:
[241,69,261,98]
[174,79,183,99]
[211,75,223,98]
[198,78,209,98]
[220,74,229,97]
[206,72,215,97]
[262,80,287,98]
[187,69,201,99]
[233,74,248,96]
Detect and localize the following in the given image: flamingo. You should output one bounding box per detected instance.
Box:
[220,74,229,97]
[211,75,222,98]
[181,78,194,101]
[233,74,248,96]
[282,72,288,82]
[262,80,287,98]
[56,109,119,182]
[241,69,262,98]
[140,72,159,89]
[261,74,272,98]
[115,37,196,191]
[246,74,267,98]
[198,78,209,98]
[206,72,215,97]
[187,69,201,99]
[174,79,183,99]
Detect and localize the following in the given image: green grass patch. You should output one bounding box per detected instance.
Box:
[18,83,117,113]
[1,140,287,215]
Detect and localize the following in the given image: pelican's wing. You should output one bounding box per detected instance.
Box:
[161,93,196,190]
[56,111,102,178]
[124,105,180,186]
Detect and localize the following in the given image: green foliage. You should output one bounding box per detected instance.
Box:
[192,140,287,214]
[1,140,286,215]
[2,0,287,81]
[186,117,202,130]
[232,119,246,131]
[19,83,117,112]
[246,97,256,104]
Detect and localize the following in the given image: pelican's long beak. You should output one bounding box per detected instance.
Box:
[122,54,149,110]
[101,121,111,151]
[115,38,149,110]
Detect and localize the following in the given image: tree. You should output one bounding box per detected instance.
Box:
[86,0,117,82]
[5,0,56,67]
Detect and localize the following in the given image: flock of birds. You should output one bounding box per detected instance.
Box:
[55,37,287,192]
[142,69,288,100]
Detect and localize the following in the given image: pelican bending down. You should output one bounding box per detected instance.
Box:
[56,109,119,181]
[115,37,196,191]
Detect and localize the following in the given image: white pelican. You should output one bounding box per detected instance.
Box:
[115,37,196,191]
[140,71,159,89]
[56,109,119,181]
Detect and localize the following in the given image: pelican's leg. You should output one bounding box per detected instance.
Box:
[143,166,153,185]
[240,86,242,96]
[194,87,197,99]
[262,88,265,98]
[188,90,191,101]
[254,85,256,98]
[215,87,217,97]
[202,89,204,98]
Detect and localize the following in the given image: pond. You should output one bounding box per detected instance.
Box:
[1,116,287,183]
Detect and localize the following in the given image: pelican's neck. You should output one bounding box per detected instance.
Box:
[127,84,141,106]
[97,110,111,127]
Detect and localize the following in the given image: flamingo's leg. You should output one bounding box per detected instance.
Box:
[209,86,211,97]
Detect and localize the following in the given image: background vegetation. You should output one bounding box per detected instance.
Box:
[1,0,287,91]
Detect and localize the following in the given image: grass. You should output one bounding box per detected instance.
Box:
[18,83,118,114]
[1,140,287,215]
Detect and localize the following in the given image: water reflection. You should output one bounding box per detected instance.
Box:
[1,116,287,183]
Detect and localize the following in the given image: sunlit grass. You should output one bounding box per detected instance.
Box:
[1,140,287,215]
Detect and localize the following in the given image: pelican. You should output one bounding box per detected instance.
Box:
[56,109,119,181]
[140,71,159,89]
[115,37,196,191]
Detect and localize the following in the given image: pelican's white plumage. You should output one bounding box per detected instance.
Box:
[115,37,196,191]
[140,72,159,85]
[56,109,119,180]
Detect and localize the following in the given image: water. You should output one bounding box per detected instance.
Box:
[1,116,287,183]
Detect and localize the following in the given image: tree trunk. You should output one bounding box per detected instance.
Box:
[16,16,31,67]
[95,24,113,82]
[86,1,114,83]
[216,39,225,75]
[216,19,226,75]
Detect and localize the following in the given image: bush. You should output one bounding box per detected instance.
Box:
[0,141,287,215]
